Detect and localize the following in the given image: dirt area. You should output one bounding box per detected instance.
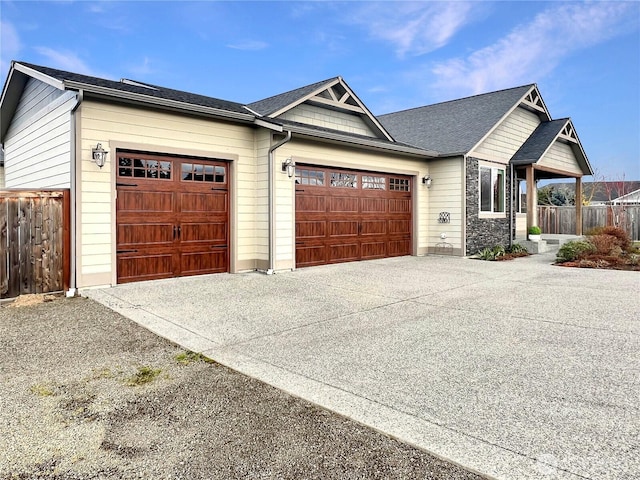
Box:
[0,295,486,479]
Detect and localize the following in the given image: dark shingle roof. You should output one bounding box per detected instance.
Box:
[247,77,339,117]
[511,119,568,165]
[378,84,535,156]
[19,62,249,114]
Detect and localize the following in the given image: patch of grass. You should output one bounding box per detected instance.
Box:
[174,350,215,365]
[30,384,54,397]
[124,366,162,386]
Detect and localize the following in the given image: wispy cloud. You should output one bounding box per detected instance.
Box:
[351,2,478,57]
[33,46,112,79]
[127,57,155,77]
[226,40,268,51]
[430,2,639,97]
[1,20,21,79]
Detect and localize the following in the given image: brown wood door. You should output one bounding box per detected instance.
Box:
[116,152,229,283]
[295,166,412,267]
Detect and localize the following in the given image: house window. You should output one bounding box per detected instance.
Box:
[480,166,505,213]
[118,157,172,179]
[362,175,386,190]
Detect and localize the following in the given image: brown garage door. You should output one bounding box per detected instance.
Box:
[116,151,229,283]
[295,166,412,267]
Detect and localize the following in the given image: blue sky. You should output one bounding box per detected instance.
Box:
[1,1,638,179]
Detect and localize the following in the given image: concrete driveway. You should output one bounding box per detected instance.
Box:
[85,252,639,480]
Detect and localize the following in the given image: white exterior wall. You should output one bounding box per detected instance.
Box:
[3,77,75,189]
[538,142,583,176]
[426,157,464,254]
[77,99,257,287]
[279,103,377,137]
[271,139,431,270]
[472,107,541,163]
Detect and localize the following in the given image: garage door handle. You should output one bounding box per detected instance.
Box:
[211,188,227,191]
[117,249,138,254]
[173,226,177,240]
[210,245,228,249]
[116,182,138,187]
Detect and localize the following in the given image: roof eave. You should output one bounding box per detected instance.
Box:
[63,80,255,123]
[285,124,436,158]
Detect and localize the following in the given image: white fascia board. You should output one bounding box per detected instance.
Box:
[254,118,283,132]
[63,80,255,122]
[14,63,65,90]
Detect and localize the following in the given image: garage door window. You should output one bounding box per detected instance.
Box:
[296,169,325,186]
[389,177,410,192]
[362,175,386,190]
[118,157,172,180]
[330,172,358,188]
[181,163,226,183]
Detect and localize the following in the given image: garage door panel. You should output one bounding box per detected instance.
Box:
[330,196,358,213]
[329,243,360,263]
[296,245,326,266]
[180,192,227,213]
[389,219,411,235]
[361,220,387,236]
[117,191,173,213]
[361,242,387,259]
[361,198,386,213]
[389,198,411,213]
[297,221,326,239]
[117,253,174,283]
[388,239,411,256]
[117,223,174,247]
[180,250,227,276]
[180,222,227,243]
[296,195,325,213]
[330,220,359,237]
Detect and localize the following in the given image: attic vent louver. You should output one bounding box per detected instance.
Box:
[120,79,159,91]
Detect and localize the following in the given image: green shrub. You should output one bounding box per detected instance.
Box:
[556,240,596,263]
[508,243,528,254]
[528,226,541,235]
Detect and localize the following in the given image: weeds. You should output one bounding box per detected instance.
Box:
[124,366,162,386]
[30,384,54,396]
[175,350,215,365]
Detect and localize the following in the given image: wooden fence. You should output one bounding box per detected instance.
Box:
[539,205,640,241]
[1,190,70,299]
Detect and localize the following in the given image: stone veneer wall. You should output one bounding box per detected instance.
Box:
[465,157,513,255]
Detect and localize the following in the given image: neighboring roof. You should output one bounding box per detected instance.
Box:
[511,119,568,165]
[545,181,640,203]
[378,84,537,156]
[247,77,339,117]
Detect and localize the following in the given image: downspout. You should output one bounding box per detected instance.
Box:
[66,90,83,297]
[509,162,514,248]
[266,130,292,274]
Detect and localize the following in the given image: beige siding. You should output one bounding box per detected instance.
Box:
[538,142,583,176]
[425,158,464,253]
[0,165,4,189]
[278,103,377,137]
[4,90,76,188]
[472,107,541,162]
[253,130,271,268]
[272,139,430,269]
[77,100,257,287]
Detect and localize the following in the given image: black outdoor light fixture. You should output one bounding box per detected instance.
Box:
[422,175,432,187]
[92,143,108,168]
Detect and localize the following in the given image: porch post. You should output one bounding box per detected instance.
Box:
[526,165,536,230]
[575,176,583,236]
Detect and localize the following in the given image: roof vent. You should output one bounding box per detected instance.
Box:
[120,79,159,90]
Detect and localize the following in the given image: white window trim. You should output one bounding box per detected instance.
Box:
[479,164,506,218]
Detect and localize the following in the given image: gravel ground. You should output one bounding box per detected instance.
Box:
[0,295,487,480]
